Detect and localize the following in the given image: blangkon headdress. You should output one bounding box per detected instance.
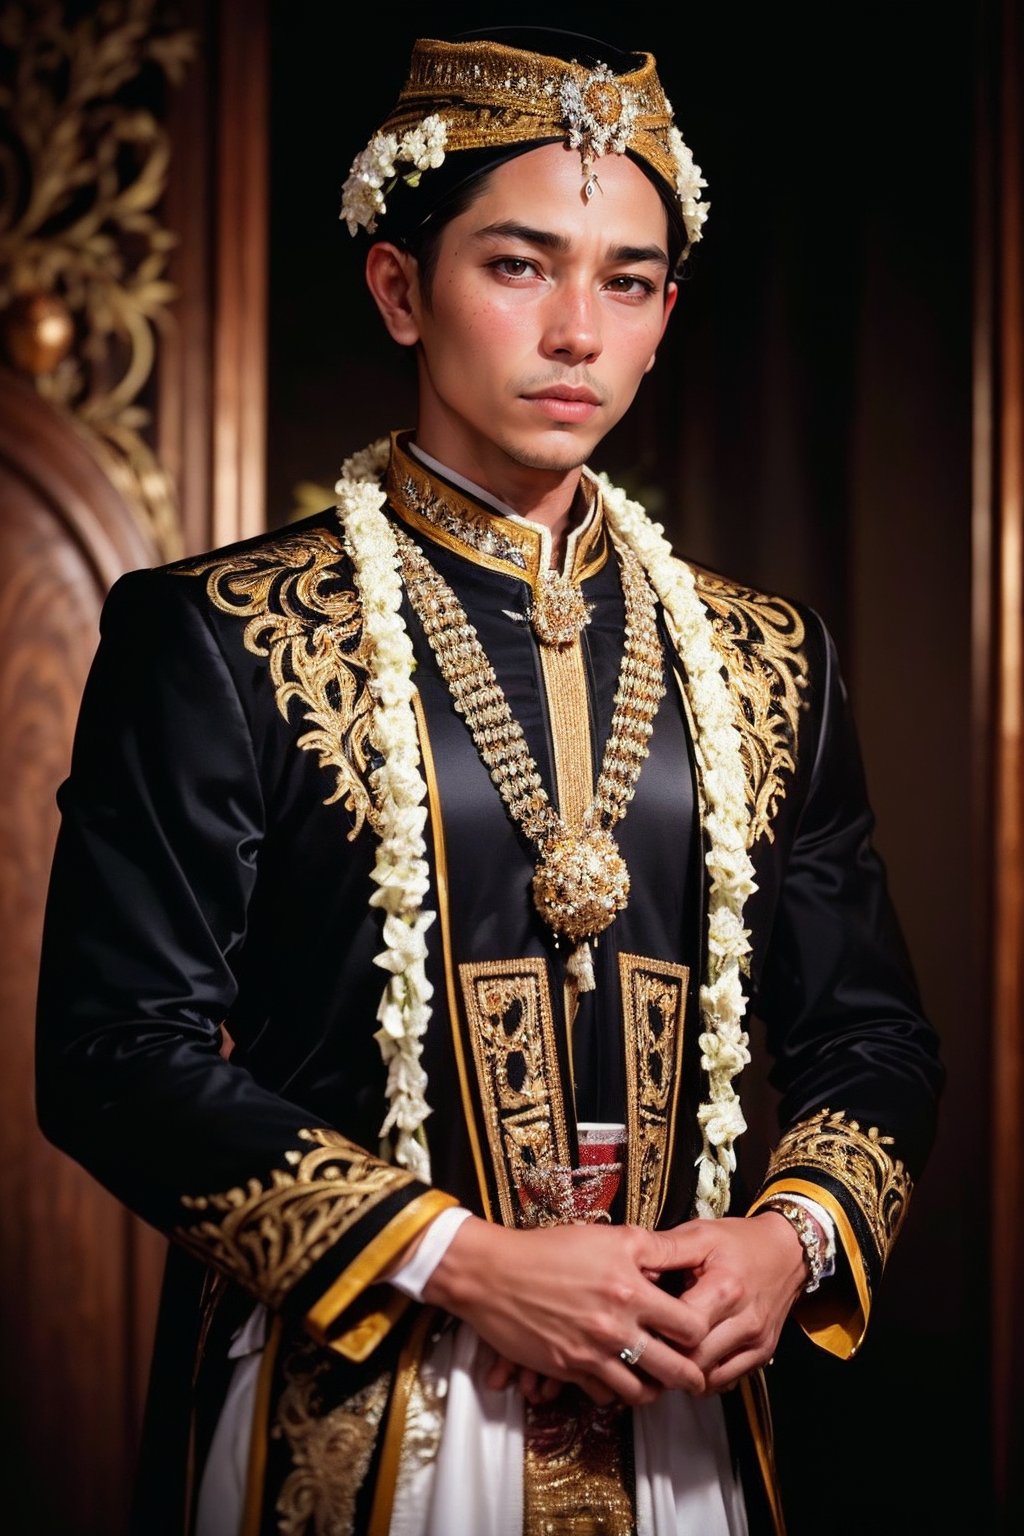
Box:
[340,33,708,256]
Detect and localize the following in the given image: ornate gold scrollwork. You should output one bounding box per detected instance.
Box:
[175,1128,415,1310]
[458,958,572,1228]
[273,1335,392,1536]
[619,953,688,1227]
[692,567,809,846]
[180,528,382,838]
[762,1107,913,1265]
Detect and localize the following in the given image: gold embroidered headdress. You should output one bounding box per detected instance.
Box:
[340,32,709,255]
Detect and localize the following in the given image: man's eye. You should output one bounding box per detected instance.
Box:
[606,275,657,295]
[491,257,536,278]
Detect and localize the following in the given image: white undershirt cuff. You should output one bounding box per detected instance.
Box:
[388,1205,474,1301]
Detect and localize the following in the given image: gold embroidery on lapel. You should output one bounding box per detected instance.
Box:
[761,1107,913,1266]
[174,1128,414,1309]
[458,959,572,1227]
[178,529,380,838]
[273,1333,391,1534]
[690,565,809,846]
[619,953,688,1227]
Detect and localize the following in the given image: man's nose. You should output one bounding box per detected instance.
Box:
[540,284,601,366]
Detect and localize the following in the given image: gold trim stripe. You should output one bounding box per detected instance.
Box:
[739,1369,787,1536]
[367,1307,437,1536]
[305,1188,457,1351]
[748,1176,870,1358]
[539,638,594,832]
[240,1313,284,1536]
[412,688,494,1221]
[324,1291,411,1364]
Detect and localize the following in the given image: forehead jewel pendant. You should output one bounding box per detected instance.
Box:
[557,62,637,202]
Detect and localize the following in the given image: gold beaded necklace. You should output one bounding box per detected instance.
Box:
[393,522,666,990]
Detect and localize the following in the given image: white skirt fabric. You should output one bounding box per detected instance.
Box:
[195,1309,748,1536]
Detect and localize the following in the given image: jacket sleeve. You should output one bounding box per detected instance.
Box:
[35,568,455,1361]
[746,613,944,1359]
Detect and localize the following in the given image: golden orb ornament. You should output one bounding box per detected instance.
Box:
[2,291,75,376]
[583,79,622,127]
[531,825,630,945]
[530,572,593,647]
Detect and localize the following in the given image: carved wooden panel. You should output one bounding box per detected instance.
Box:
[0,368,166,1536]
[0,2,271,1527]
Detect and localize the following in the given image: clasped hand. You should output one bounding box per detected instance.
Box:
[422,1213,807,1406]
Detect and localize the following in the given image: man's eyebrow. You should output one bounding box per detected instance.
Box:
[472,220,570,252]
[609,242,670,268]
[472,220,669,267]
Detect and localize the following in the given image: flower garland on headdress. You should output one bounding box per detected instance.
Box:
[340,37,709,255]
[336,440,754,1218]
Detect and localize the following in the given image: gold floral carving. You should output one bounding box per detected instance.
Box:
[458,958,572,1227]
[619,954,688,1227]
[180,529,382,838]
[762,1107,913,1264]
[0,0,196,560]
[273,1335,391,1535]
[691,566,808,846]
[175,1128,414,1309]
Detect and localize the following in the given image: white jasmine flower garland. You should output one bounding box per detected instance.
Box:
[599,474,755,1218]
[667,125,710,246]
[336,438,434,1182]
[339,96,708,251]
[340,115,448,236]
[336,440,754,1216]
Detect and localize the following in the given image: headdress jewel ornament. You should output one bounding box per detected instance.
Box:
[340,36,709,253]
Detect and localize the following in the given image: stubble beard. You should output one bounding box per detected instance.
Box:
[489,423,597,477]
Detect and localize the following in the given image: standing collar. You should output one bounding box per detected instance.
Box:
[384,430,608,589]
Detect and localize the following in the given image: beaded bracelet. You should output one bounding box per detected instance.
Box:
[762,1197,826,1293]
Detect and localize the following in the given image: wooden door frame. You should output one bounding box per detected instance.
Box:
[159,0,268,558]
[977,0,1024,1524]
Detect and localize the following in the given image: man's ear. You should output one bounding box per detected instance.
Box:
[364,242,422,346]
[644,280,678,374]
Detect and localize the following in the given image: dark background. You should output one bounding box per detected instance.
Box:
[266,4,982,1532]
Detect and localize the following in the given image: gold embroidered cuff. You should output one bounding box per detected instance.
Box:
[174,1128,423,1312]
[751,1106,914,1359]
[757,1106,912,1257]
[749,1178,869,1358]
[305,1188,459,1360]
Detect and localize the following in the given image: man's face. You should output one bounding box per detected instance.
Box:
[399,142,677,490]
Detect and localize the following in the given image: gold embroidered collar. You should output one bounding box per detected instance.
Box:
[384,431,608,593]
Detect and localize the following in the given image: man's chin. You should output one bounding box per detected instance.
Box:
[499,428,598,475]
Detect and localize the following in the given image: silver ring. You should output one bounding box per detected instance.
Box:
[618,1336,648,1368]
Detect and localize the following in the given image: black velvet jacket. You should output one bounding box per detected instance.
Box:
[35,436,943,1534]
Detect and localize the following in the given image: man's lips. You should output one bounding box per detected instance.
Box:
[521,385,603,422]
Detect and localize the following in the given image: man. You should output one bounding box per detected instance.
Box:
[36,26,943,1536]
